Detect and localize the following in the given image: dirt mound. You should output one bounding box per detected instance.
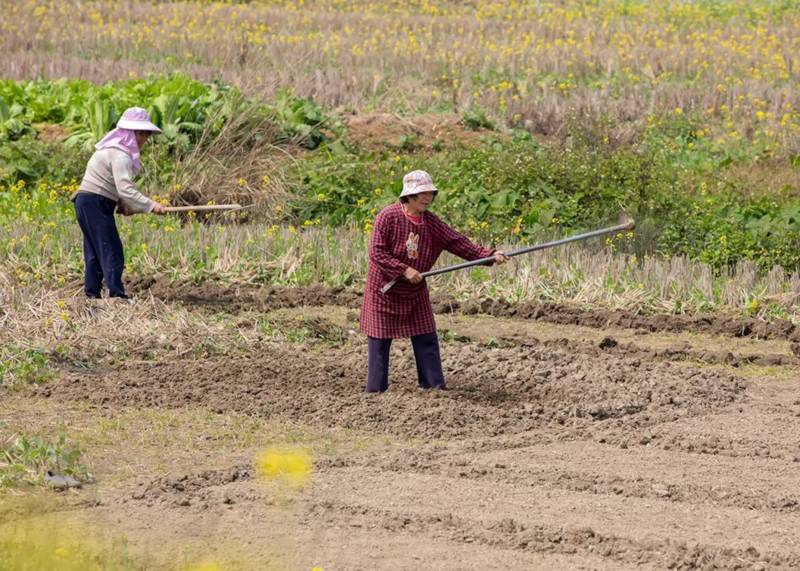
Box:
[34,122,69,144]
[484,333,797,368]
[127,465,255,509]
[452,297,800,341]
[131,279,362,312]
[343,112,495,152]
[39,339,743,440]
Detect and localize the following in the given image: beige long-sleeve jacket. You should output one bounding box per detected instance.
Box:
[75,148,154,213]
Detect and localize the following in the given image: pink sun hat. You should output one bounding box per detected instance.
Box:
[400,170,438,198]
[116,107,162,132]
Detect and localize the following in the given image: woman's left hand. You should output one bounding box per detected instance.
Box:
[494,251,510,265]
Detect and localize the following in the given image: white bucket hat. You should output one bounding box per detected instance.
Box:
[400,170,438,197]
[116,107,162,132]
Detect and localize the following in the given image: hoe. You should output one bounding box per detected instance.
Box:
[381,215,636,294]
[162,204,253,213]
[118,203,254,215]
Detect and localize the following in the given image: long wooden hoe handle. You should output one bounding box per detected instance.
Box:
[163,204,246,212]
[380,217,636,294]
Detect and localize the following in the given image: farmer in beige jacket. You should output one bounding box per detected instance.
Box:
[72,107,166,299]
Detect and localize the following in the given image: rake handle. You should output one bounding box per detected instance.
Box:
[380,219,636,294]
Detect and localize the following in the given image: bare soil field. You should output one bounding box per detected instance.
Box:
[3,284,800,569]
[342,113,498,152]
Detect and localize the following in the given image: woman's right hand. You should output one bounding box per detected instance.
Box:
[404,267,423,284]
[116,201,134,216]
[151,202,167,214]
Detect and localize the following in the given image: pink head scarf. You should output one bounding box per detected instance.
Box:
[95,107,161,174]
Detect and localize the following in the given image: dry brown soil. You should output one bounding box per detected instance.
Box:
[342,113,497,152]
[4,284,800,570]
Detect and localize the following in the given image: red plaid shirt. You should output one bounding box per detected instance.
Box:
[360,203,494,338]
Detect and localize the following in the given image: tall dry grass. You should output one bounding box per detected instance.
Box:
[2,223,799,321]
[166,93,295,214]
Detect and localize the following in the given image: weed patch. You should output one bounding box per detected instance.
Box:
[0,344,54,389]
[0,433,89,489]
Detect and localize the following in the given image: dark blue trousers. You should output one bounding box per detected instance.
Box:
[74,193,127,298]
[366,332,446,393]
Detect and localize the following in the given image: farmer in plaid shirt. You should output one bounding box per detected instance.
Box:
[360,170,508,392]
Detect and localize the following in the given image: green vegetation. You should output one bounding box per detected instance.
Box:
[2,72,799,274]
[0,433,88,489]
[295,131,800,271]
[0,345,54,390]
[271,87,340,149]
[0,68,797,323]
[0,75,232,159]
[3,73,797,275]
[0,75,334,194]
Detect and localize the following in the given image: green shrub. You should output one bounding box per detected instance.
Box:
[0,75,249,157]
[2,76,800,272]
[268,88,338,149]
[290,135,800,271]
[461,106,495,131]
[291,137,663,238]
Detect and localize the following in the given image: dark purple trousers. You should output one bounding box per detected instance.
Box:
[366,332,446,393]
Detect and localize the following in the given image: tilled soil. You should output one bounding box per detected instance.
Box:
[40,340,742,440]
[132,279,800,341]
[25,288,800,569]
